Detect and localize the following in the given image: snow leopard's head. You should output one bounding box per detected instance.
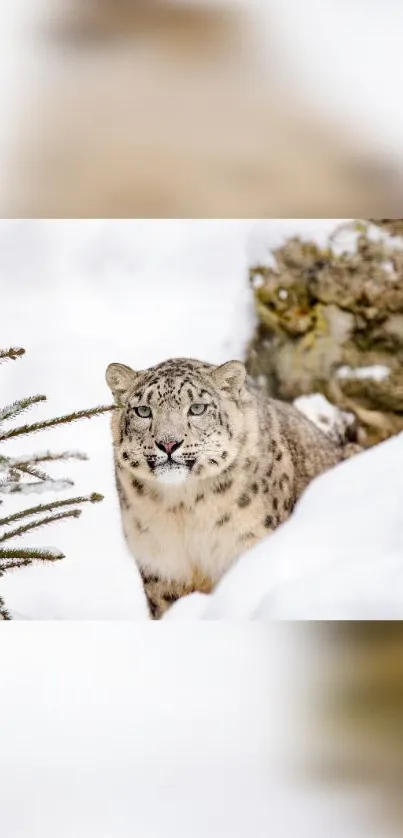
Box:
[106,357,247,487]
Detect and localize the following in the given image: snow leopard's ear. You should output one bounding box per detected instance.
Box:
[105,363,139,404]
[210,361,246,396]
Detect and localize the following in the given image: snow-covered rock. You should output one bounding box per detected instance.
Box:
[336,365,390,383]
[294,393,355,444]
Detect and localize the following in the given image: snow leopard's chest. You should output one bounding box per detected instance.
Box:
[118,454,294,585]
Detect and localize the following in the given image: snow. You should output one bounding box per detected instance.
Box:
[248,218,403,271]
[328,220,403,257]
[166,433,403,620]
[0,450,88,469]
[337,365,390,383]
[0,479,75,495]
[380,260,396,276]
[246,218,348,268]
[294,393,355,445]
[251,272,266,289]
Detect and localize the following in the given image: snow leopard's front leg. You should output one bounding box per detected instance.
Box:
[139,569,213,620]
[139,570,188,620]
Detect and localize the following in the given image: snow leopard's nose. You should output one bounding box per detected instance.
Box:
[156,439,183,456]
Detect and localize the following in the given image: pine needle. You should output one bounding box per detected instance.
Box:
[0,558,37,572]
[0,595,11,619]
[11,450,89,466]
[0,345,106,617]
[0,509,82,544]
[0,451,88,483]
[0,347,25,363]
[0,403,115,442]
[13,463,51,482]
[0,547,65,562]
[0,479,74,495]
[0,394,47,423]
[0,492,103,527]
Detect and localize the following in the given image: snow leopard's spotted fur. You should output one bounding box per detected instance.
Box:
[106,357,343,619]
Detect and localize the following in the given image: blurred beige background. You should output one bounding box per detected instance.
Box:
[3,0,403,217]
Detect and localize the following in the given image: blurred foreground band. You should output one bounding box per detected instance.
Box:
[1,623,403,837]
[2,0,403,217]
[311,623,403,836]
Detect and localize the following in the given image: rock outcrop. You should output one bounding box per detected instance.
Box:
[246,220,403,446]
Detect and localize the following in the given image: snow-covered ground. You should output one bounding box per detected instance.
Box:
[1,218,402,621]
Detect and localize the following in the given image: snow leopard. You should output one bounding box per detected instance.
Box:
[106,357,343,619]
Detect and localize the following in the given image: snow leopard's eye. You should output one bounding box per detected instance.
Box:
[189,403,207,416]
[135,405,152,419]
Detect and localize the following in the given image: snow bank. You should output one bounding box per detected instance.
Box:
[165,433,403,620]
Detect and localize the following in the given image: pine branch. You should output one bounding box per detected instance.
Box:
[8,450,89,467]
[0,403,115,442]
[13,463,51,482]
[0,492,103,528]
[0,394,47,423]
[0,346,107,617]
[0,509,82,544]
[0,547,65,562]
[0,347,25,363]
[4,465,22,483]
[0,479,74,495]
[0,451,88,484]
[0,595,11,619]
[0,456,52,483]
[0,557,46,572]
